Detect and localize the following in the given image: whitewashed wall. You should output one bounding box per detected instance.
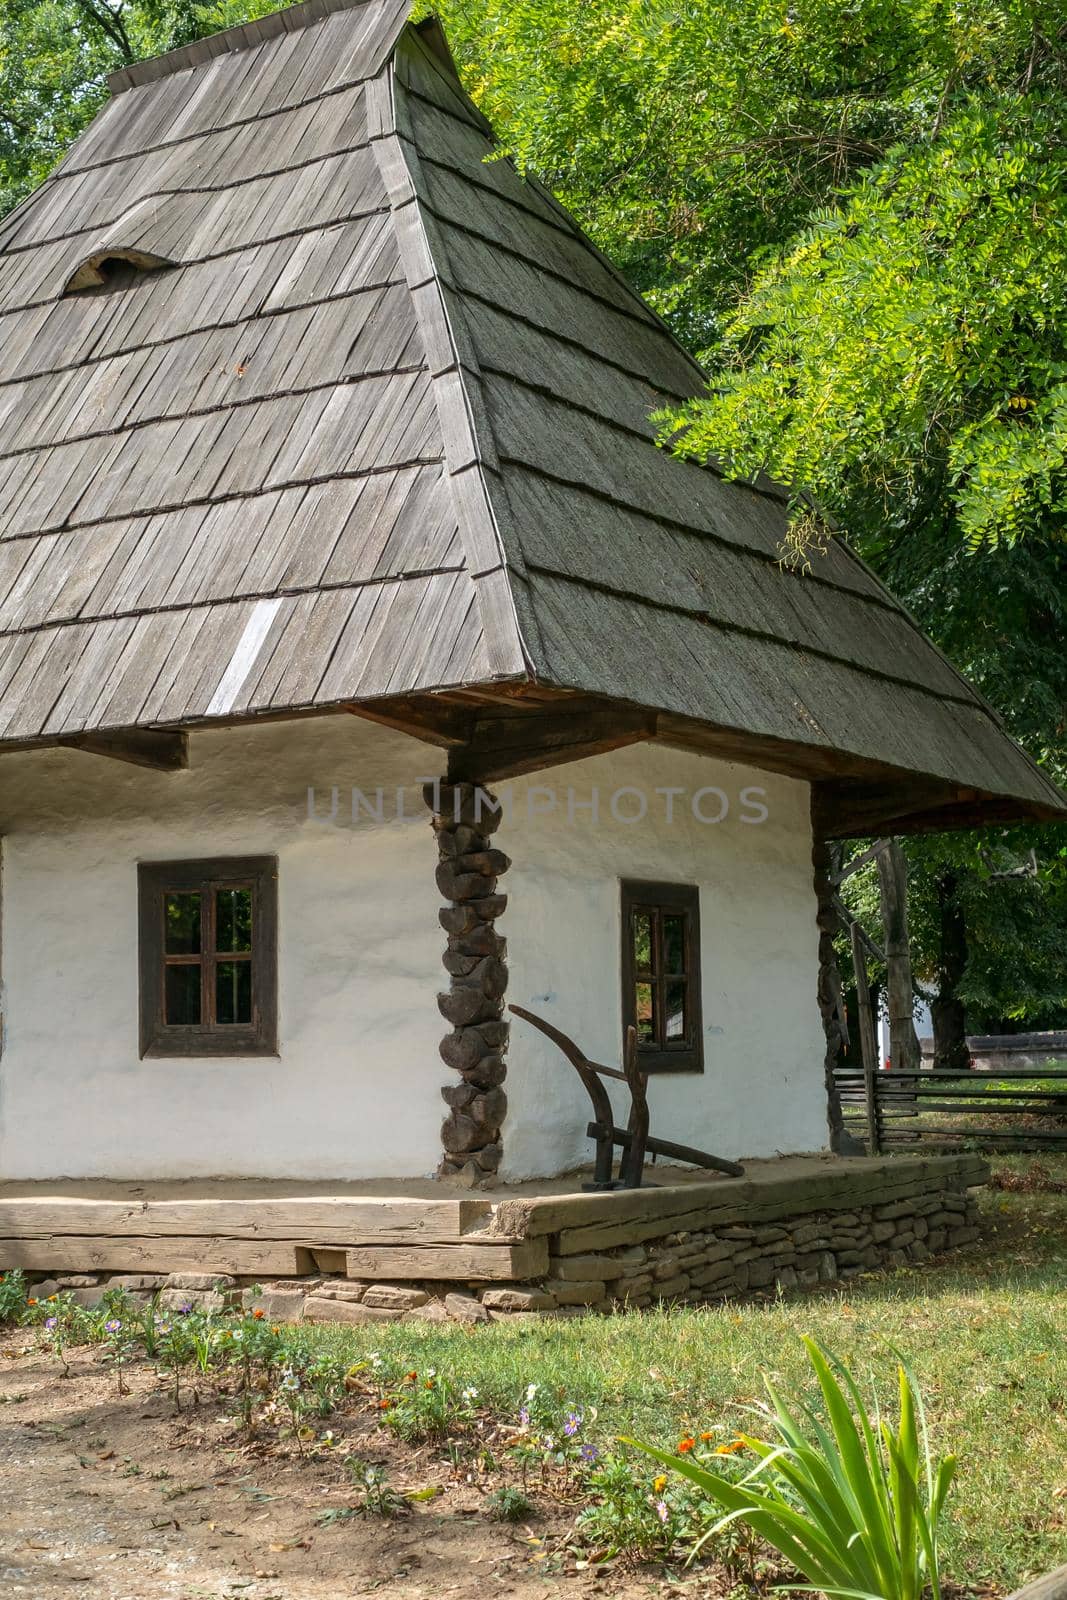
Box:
[499,746,827,1177]
[0,716,827,1180]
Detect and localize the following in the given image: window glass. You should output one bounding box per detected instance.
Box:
[164,893,201,954]
[217,960,252,1026]
[217,888,252,953]
[165,963,201,1025]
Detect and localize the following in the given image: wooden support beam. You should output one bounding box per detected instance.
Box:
[449,702,657,782]
[57,729,188,771]
[345,697,473,748]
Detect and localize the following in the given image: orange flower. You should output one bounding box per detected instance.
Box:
[271,1325,280,1334]
[251,1308,265,1320]
[699,1432,714,1442]
[47,1294,58,1302]
[424,1379,436,1390]
[405,1370,418,1383]
[677,1436,696,1454]
[377,1398,392,1410]
[26,1298,37,1307]
[714,1439,746,1455]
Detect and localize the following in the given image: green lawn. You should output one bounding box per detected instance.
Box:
[293,1161,1067,1590]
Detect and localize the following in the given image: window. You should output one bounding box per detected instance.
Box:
[621,880,703,1073]
[138,858,278,1058]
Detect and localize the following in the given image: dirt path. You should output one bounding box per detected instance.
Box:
[0,1333,690,1600]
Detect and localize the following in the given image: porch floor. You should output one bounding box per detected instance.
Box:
[0,1153,988,1281]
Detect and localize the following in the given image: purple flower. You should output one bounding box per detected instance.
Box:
[580,1443,598,1463]
[177,1304,192,1315]
[44,1316,57,1330]
[655,1498,669,1525]
[518,1407,530,1426]
[563,1411,583,1437]
[104,1319,122,1334]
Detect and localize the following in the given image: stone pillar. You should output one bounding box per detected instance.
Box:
[425,781,510,1186]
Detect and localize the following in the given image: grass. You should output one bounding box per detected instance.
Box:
[288,1159,1067,1591]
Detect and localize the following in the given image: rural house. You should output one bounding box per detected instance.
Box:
[0,0,1062,1298]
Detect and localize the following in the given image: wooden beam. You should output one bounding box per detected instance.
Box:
[812,779,979,838]
[345,1238,548,1281]
[57,729,188,771]
[449,702,657,782]
[0,1235,311,1275]
[345,696,473,749]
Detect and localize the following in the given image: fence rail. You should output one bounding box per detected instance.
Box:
[835,1065,1067,1154]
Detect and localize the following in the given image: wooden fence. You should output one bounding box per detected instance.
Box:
[835,1064,1067,1155]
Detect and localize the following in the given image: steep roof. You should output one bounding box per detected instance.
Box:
[0,0,1061,828]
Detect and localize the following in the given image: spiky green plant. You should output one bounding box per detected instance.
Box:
[627,1337,955,1600]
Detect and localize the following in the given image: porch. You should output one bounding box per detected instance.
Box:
[0,1153,987,1318]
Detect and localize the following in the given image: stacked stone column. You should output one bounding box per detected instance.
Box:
[425,781,510,1186]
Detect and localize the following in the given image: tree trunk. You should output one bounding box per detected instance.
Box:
[875,839,921,1072]
[932,871,971,1071]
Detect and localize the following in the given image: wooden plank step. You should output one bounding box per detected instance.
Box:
[0,1236,313,1276]
[345,1238,549,1282]
[0,1196,497,1244]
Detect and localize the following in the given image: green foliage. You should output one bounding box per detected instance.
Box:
[0,0,284,217]
[437,0,1057,359]
[629,1338,956,1600]
[666,94,1067,554]
[339,1455,412,1517]
[379,1367,477,1442]
[0,1269,27,1322]
[485,1483,534,1522]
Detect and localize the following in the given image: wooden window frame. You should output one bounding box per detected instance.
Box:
[620,879,703,1074]
[138,857,278,1059]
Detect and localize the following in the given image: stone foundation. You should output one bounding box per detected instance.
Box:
[24,1164,984,1325]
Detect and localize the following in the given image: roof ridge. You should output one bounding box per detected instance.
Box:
[108,0,386,95]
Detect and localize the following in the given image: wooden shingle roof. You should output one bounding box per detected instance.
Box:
[0,0,1061,830]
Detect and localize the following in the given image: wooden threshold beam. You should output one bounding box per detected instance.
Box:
[57,729,188,772]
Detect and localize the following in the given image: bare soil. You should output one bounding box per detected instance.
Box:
[0,1331,702,1600]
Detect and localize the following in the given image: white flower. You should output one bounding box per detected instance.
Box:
[525,1383,538,1401]
[462,1386,478,1401]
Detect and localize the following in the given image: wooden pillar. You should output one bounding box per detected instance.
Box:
[849,919,882,1153]
[812,831,849,1153]
[425,781,510,1187]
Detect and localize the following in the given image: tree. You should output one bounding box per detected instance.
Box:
[0,0,282,219]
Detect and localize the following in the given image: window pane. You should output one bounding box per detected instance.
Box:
[165,963,201,1025]
[164,893,201,954]
[632,910,654,976]
[217,887,252,953]
[635,981,656,1044]
[217,960,252,1026]
[663,915,687,975]
[665,980,687,1042]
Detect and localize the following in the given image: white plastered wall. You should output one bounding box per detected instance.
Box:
[0,715,827,1180]
[498,745,828,1178]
